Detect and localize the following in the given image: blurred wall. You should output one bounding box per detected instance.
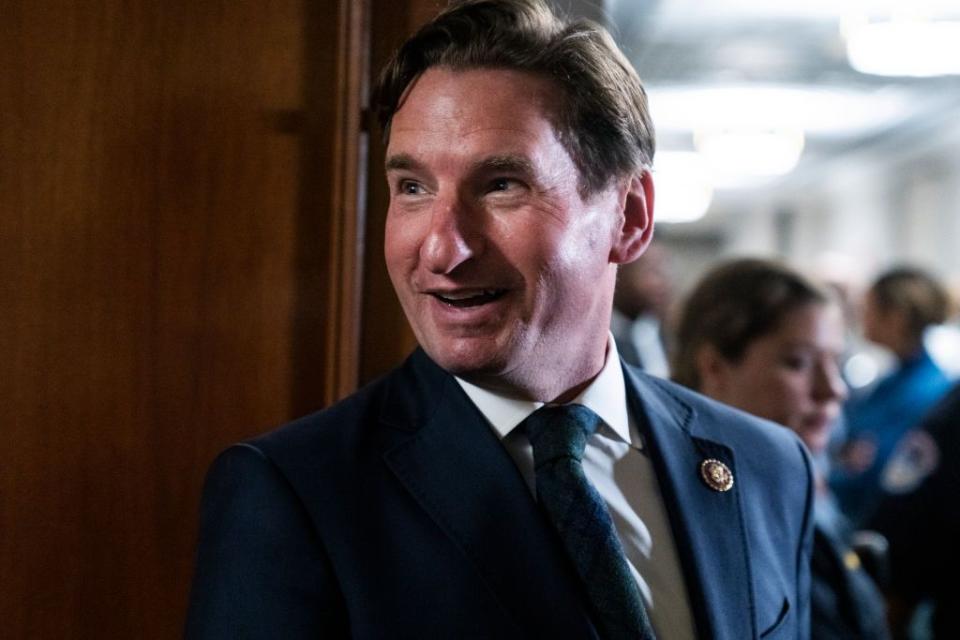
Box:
[658,116,960,303]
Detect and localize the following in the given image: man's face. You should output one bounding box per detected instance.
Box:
[384,67,637,400]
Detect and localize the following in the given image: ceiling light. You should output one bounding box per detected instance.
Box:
[845,13,960,77]
[694,127,805,185]
[652,151,714,224]
[648,85,910,137]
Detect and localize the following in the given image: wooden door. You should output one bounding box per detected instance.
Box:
[1,0,365,636]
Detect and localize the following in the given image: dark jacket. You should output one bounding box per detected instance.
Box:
[870,383,960,638]
[186,349,814,639]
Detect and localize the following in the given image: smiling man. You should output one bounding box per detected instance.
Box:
[186,2,815,638]
[384,66,636,402]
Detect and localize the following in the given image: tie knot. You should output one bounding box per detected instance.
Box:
[522,404,602,468]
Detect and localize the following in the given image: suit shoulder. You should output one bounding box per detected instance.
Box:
[242,377,381,460]
[233,350,447,482]
[636,371,811,471]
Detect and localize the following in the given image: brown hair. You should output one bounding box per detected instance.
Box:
[671,258,831,391]
[869,266,949,340]
[372,0,654,195]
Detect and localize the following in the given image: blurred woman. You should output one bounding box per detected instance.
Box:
[672,258,889,640]
[831,267,952,525]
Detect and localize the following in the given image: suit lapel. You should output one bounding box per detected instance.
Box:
[380,352,757,638]
[382,351,598,638]
[624,366,756,640]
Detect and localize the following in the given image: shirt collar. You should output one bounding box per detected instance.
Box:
[455,333,634,446]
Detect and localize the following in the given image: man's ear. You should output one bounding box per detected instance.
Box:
[609,170,655,264]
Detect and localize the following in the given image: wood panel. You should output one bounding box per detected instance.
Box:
[293,0,367,408]
[0,0,364,637]
[359,0,441,384]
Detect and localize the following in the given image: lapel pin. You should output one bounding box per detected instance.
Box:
[700,458,734,492]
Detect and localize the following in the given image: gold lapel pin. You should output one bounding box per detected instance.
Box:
[700,458,734,492]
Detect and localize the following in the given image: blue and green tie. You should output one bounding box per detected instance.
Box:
[523,404,656,640]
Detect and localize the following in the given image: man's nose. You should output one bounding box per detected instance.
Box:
[420,196,482,274]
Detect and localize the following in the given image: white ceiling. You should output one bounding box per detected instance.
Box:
[565,0,960,221]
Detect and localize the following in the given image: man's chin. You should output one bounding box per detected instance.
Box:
[429,351,504,379]
[421,338,510,379]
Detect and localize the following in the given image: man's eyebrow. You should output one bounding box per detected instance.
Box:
[385,153,537,176]
[385,153,421,172]
[474,155,536,176]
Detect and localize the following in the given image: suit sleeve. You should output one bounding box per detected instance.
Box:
[184,443,348,639]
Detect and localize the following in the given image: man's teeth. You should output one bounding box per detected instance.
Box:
[434,289,504,306]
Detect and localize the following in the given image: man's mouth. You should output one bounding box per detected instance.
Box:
[431,289,507,308]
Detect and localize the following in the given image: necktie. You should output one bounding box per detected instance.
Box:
[523,404,655,640]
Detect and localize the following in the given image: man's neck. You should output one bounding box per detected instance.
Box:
[459,338,612,404]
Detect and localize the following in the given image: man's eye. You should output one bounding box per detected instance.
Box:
[399,180,425,195]
[489,177,523,193]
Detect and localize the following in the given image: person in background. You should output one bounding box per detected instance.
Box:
[831,267,952,526]
[869,382,960,639]
[612,242,673,377]
[672,257,890,640]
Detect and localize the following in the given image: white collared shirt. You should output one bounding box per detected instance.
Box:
[455,336,696,640]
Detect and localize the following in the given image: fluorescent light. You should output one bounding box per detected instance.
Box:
[694,127,805,184]
[846,19,960,77]
[648,85,911,136]
[652,151,714,223]
[646,83,917,186]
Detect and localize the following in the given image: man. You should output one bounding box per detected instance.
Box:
[612,243,673,377]
[185,1,814,638]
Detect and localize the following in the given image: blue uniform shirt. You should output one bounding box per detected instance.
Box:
[831,348,951,524]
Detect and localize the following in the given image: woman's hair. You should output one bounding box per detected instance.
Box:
[372,0,654,196]
[671,258,831,391]
[869,266,949,340]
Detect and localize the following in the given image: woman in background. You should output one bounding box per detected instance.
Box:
[672,258,889,640]
[831,267,952,526]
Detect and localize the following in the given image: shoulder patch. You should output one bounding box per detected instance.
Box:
[880,429,940,494]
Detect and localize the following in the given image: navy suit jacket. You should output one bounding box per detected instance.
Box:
[186,349,814,639]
